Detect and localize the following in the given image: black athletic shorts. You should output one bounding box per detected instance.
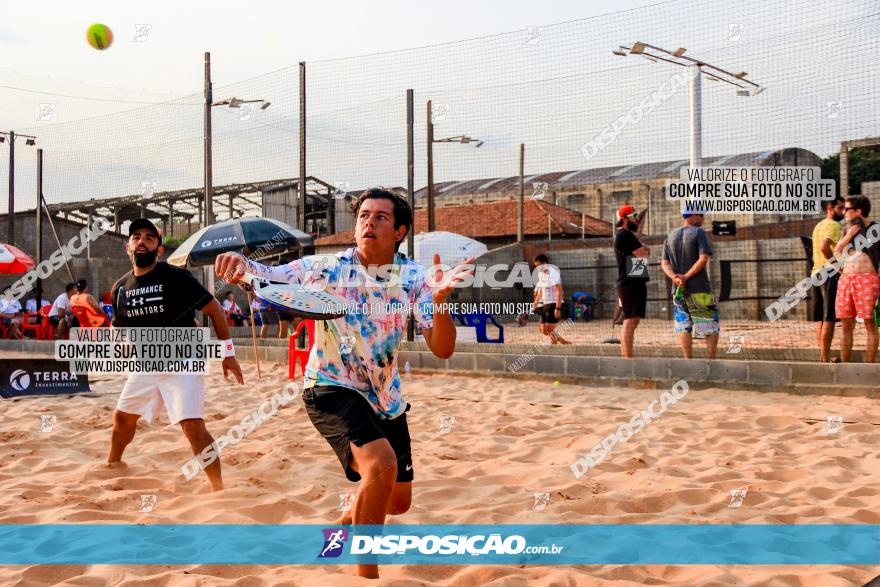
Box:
[303,385,414,483]
[812,274,839,322]
[616,282,647,319]
[540,303,560,324]
[49,316,62,326]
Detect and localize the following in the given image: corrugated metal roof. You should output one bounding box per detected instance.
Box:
[609,164,638,178]
[477,177,506,191]
[422,148,819,198]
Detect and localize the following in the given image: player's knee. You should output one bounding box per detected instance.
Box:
[361,457,397,485]
[113,410,138,430]
[179,418,207,439]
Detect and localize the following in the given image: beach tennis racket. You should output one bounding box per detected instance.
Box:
[239,273,348,320]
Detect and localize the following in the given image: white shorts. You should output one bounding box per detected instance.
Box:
[117,373,206,425]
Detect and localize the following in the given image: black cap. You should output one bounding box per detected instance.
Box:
[129,218,162,243]
[75,279,87,292]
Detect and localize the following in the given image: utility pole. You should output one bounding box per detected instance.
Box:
[35,148,43,308]
[204,52,214,226]
[0,131,37,245]
[517,143,525,242]
[406,89,415,342]
[426,100,434,232]
[8,130,14,244]
[299,62,307,232]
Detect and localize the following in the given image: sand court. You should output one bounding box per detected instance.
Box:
[0,353,878,585]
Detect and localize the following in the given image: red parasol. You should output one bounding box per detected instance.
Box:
[0,243,36,275]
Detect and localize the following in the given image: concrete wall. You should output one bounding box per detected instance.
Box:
[0,212,131,302]
[0,211,221,308]
[862,181,880,217]
[449,234,813,322]
[6,338,875,397]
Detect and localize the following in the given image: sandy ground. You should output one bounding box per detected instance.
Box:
[496,318,869,353]
[0,356,878,586]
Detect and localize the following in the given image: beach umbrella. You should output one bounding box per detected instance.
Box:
[167,218,314,268]
[398,231,488,268]
[0,243,35,274]
[167,218,313,381]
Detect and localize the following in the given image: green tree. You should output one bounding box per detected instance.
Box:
[822,145,880,196]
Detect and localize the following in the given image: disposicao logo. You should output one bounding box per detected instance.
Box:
[10,369,30,392]
[318,528,348,558]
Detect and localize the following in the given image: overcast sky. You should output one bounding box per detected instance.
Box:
[0,0,876,212]
[0,0,659,129]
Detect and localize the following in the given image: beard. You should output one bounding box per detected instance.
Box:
[833,213,844,222]
[131,248,158,268]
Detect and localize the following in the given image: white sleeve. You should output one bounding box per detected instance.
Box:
[548,265,561,287]
[244,256,312,285]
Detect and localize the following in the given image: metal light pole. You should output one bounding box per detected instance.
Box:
[613,41,763,171]
[35,148,42,308]
[517,143,525,242]
[425,99,484,233]
[406,89,415,342]
[7,130,13,244]
[426,100,434,232]
[688,64,702,169]
[299,62,307,232]
[0,131,37,245]
[202,52,270,297]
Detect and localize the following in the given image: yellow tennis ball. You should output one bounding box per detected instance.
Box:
[553,380,560,387]
[87,24,113,50]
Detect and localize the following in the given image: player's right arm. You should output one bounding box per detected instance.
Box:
[215,252,303,284]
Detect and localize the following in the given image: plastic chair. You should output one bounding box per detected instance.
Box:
[451,312,504,343]
[20,312,43,339]
[40,306,57,340]
[71,304,110,328]
[288,319,316,379]
[0,321,7,339]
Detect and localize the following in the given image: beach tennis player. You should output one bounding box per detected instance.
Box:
[106,218,244,491]
[215,188,472,579]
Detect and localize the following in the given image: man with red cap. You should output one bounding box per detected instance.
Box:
[613,205,650,358]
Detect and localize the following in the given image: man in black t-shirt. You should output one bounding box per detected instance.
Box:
[107,218,243,491]
[613,205,651,358]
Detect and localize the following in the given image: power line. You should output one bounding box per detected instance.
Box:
[0,83,200,106]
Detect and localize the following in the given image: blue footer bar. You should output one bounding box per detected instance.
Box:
[0,524,877,565]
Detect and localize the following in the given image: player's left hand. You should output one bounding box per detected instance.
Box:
[554,308,561,318]
[431,254,476,305]
[223,356,244,384]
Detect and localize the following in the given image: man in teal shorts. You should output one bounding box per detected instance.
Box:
[661,212,719,358]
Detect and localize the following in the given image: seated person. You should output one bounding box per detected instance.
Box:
[572,292,595,321]
[0,287,23,339]
[221,291,245,327]
[70,279,109,327]
[49,283,76,339]
[25,297,52,313]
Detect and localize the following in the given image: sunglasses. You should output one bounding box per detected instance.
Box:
[844,207,857,211]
